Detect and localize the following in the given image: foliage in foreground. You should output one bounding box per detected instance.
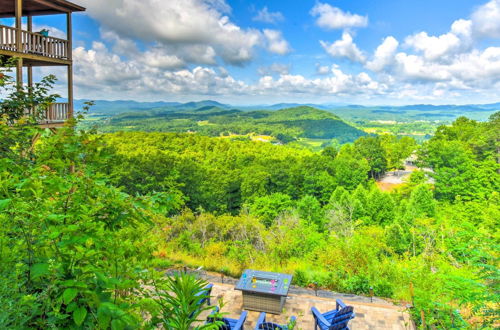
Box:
[0,67,221,329]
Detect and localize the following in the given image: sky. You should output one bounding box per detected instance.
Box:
[5,0,500,105]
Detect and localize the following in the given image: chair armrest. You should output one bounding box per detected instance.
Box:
[311,307,330,328]
[205,306,220,325]
[289,316,297,328]
[336,299,346,311]
[254,312,266,329]
[234,310,248,330]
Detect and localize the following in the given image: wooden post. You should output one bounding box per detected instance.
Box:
[15,0,23,86]
[67,13,73,118]
[16,58,23,86]
[15,0,22,51]
[27,15,33,89]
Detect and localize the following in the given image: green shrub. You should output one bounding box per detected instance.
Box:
[342,275,371,295]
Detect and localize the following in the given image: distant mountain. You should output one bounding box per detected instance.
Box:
[176,100,230,110]
[74,99,181,115]
[77,98,500,123]
[100,105,366,144]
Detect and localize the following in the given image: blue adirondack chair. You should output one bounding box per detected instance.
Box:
[311,299,355,330]
[206,307,248,330]
[195,283,213,306]
[189,283,213,318]
[254,312,296,330]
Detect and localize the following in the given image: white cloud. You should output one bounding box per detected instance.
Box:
[70,40,390,100]
[366,36,399,71]
[258,63,290,76]
[310,3,368,30]
[320,32,365,62]
[80,0,282,65]
[256,66,383,96]
[394,53,452,81]
[140,47,185,70]
[72,41,247,99]
[404,19,472,60]
[316,64,331,75]
[263,29,291,55]
[471,0,500,38]
[68,0,500,104]
[253,6,284,24]
[20,23,66,39]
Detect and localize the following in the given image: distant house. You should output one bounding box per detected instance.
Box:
[0,0,85,129]
[405,154,418,167]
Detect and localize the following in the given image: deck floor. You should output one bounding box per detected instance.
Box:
[199,282,415,329]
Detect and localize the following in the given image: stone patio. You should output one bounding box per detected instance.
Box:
[199,282,415,329]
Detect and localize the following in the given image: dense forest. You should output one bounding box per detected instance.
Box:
[97,105,367,144]
[1,71,499,328]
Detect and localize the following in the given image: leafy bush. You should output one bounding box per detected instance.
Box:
[342,275,371,295]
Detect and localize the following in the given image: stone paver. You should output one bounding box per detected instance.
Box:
[200,283,415,330]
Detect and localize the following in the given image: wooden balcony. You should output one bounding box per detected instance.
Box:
[26,102,70,127]
[0,24,69,63]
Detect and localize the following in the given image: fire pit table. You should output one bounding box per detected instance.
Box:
[235,269,293,314]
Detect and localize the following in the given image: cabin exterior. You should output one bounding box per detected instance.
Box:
[0,0,85,128]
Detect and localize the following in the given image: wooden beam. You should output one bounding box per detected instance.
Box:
[27,14,32,90]
[27,15,32,32]
[67,12,73,118]
[0,48,72,65]
[31,0,71,13]
[67,13,72,56]
[15,0,22,52]
[68,64,73,118]
[16,57,23,86]
[27,64,33,88]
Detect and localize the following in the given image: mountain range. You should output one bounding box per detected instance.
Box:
[76,99,500,122]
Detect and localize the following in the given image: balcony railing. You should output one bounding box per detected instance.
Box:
[0,25,69,60]
[25,102,70,123]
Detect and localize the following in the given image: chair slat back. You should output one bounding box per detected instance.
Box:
[329,306,354,330]
[258,322,285,329]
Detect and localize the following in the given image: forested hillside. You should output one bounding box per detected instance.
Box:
[98,106,366,144]
[1,70,498,328]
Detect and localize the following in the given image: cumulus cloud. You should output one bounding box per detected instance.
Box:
[256,66,383,96]
[80,0,287,65]
[70,40,389,100]
[253,6,284,24]
[258,63,290,76]
[366,36,399,71]
[316,64,331,75]
[263,29,291,55]
[69,0,500,103]
[72,41,247,99]
[471,0,500,38]
[310,3,368,30]
[320,32,365,62]
[404,19,472,60]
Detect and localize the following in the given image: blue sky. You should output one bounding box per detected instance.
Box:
[6,0,500,105]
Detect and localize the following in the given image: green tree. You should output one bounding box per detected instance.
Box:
[332,145,370,190]
[366,188,395,225]
[408,184,436,218]
[249,193,294,227]
[354,136,388,179]
[296,195,323,229]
